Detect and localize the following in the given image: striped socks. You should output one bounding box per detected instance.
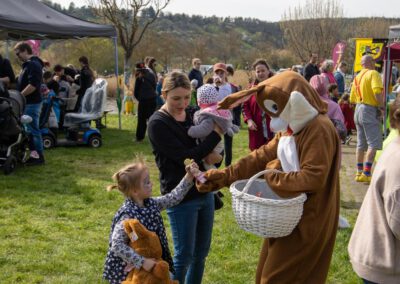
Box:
[363,162,372,177]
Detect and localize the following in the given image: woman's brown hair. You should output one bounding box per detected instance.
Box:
[161,71,191,94]
[252,58,274,84]
[252,58,271,71]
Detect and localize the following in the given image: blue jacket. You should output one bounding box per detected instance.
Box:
[334,71,345,95]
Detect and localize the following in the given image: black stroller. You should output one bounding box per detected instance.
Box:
[0,82,30,175]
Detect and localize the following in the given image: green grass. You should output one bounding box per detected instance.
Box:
[0,114,360,283]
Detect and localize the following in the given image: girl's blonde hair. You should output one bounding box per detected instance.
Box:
[107,158,147,196]
[161,71,191,94]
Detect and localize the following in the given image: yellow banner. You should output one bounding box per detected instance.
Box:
[353,38,386,72]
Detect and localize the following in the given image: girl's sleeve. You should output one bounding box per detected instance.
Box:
[110,215,144,269]
[154,178,194,210]
[188,118,214,138]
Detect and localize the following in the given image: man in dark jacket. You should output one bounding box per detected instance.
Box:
[0,54,15,89]
[133,62,157,142]
[14,42,44,165]
[188,58,203,89]
[74,56,94,112]
[303,53,320,82]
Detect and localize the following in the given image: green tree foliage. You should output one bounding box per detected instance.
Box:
[41,38,124,75]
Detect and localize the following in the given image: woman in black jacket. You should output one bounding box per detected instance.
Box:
[74,56,94,112]
[133,62,157,142]
[148,72,222,284]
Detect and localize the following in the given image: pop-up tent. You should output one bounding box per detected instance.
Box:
[0,0,122,128]
[389,24,400,40]
[0,0,116,39]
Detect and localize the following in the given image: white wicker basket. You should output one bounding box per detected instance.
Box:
[230,169,307,238]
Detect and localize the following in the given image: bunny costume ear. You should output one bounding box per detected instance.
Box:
[218,84,265,110]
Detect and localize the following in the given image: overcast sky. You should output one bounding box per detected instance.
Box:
[52,0,400,22]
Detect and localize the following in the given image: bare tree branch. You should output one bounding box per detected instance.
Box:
[88,0,170,62]
[280,0,344,60]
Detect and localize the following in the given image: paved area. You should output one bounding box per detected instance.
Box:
[106,98,119,114]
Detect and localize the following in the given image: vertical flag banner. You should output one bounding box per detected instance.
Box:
[354,38,388,72]
[332,41,347,67]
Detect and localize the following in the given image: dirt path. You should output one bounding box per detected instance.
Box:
[106,98,119,114]
[339,134,369,210]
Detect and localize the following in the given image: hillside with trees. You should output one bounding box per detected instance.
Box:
[6,1,399,74]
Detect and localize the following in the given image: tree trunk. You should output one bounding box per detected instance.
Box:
[123,55,136,115]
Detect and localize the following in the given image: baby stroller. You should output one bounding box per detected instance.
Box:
[40,79,107,148]
[0,82,30,175]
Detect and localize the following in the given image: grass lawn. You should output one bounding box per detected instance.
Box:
[0,114,361,283]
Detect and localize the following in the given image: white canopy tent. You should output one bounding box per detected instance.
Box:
[389,24,400,40]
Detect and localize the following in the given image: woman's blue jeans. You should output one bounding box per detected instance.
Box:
[24,102,43,154]
[167,193,214,284]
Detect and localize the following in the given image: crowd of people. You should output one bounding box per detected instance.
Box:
[103,52,400,284]
[2,41,399,283]
[1,42,96,165]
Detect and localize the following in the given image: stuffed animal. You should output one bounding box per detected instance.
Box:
[122,219,178,284]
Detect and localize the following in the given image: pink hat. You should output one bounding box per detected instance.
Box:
[213,62,227,73]
[197,84,219,105]
[309,75,328,97]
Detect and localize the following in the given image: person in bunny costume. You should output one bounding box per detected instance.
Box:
[197,71,341,284]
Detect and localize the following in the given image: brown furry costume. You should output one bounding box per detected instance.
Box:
[198,72,340,283]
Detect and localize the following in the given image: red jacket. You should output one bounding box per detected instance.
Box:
[339,101,355,131]
[242,93,272,151]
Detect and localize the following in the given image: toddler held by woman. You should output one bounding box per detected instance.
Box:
[188,84,239,169]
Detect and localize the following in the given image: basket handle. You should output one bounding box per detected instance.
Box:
[242,169,282,194]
